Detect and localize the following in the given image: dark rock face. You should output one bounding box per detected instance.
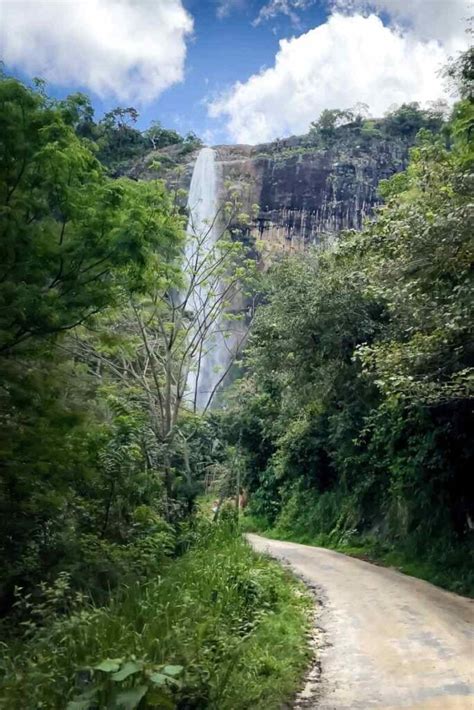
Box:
[214,134,410,248]
[130,129,412,250]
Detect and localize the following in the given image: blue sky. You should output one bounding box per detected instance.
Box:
[154,0,329,141]
[0,0,470,144]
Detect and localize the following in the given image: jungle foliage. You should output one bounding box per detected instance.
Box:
[305,101,447,148]
[220,51,474,595]
[1,46,473,708]
[67,95,201,175]
[0,74,184,613]
[1,74,308,710]
[0,518,311,710]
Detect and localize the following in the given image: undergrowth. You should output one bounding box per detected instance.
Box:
[0,518,312,709]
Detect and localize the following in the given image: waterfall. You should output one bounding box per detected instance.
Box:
[185,147,227,411]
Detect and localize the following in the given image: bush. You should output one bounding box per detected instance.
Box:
[0,519,311,709]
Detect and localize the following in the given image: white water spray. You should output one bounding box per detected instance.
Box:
[185,148,228,411]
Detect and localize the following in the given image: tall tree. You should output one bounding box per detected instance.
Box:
[0,79,180,353]
[0,77,183,605]
[74,192,258,505]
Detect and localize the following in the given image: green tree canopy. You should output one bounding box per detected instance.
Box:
[0,78,182,353]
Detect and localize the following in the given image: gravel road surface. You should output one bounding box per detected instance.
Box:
[247,534,474,710]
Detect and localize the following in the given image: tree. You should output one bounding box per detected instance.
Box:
[382,102,444,138]
[72,187,258,508]
[0,77,183,607]
[101,106,139,130]
[360,117,473,404]
[307,108,356,145]
[144,120,184,150]
[0,78,180,354]
[443,44,474,100]
[95,106,147,171]
[217,53,473,568]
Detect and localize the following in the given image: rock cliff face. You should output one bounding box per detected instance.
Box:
[131,127,413,251]
[213,133,410,251]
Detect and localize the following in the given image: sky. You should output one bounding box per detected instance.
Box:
[0,0,471,145]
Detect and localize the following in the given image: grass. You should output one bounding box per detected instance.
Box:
[0,518,312,709]
[242,514,474,598]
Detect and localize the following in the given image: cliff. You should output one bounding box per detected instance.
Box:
[129,111,439,251]
[214,131,409,251]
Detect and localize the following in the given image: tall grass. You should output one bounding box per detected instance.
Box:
[0,518,311,709]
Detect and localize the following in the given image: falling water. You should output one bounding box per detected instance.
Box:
[185,148,227,411]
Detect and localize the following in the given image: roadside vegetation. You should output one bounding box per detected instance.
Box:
[0,71,310,708]
[0,518,311,709]
[217,49,474,598]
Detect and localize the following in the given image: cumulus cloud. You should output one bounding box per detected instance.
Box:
[209,9,469,143]
[0,0,193,103]
[330,0,470,51]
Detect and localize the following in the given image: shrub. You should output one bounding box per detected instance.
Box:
[0,519,311,709]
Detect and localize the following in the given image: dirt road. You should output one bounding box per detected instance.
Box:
[247,534,474,710]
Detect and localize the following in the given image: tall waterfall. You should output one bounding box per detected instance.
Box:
[185,148,227,411]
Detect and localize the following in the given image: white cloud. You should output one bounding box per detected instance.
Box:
[216,0,247,19]
[330,0,470,52]
[253,0,316,26]
[0,0,193,103]
[209,10,469,143]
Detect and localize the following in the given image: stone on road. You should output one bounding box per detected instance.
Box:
[247,534,474,710]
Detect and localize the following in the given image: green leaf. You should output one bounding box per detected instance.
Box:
[149,673,168,687]
[94,658,122,673]
[149,672,178,687]
[66,689,98,710]
[111,661,142,682]
[162,665,184,677]
[66,701,94,710]
[114,685,148,709]
[66,698,93,710]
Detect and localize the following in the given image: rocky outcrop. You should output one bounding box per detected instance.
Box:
[213,133,410,251]
[130,128,412,251]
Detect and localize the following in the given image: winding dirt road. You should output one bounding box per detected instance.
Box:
[247,534,474,710]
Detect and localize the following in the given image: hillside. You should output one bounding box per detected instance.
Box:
[0,47,472,710]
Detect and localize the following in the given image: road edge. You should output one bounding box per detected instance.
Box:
[246,534,330,709]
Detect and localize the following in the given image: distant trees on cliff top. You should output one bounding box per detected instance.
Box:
[59,91,203,174]
[306,101,448,148]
